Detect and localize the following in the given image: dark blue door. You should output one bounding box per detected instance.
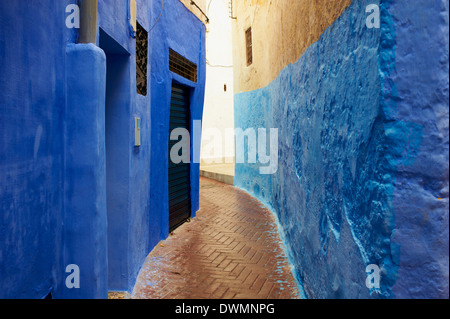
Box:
[168,84,191,232]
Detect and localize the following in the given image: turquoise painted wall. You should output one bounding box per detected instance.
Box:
[234,0,448,298]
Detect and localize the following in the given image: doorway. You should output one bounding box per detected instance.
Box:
[168,84,191,232]
[99,28,131,290]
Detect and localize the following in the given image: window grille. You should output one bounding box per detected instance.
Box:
[245,27,253,66]
[136,22,148,96]
[169,49,198,83]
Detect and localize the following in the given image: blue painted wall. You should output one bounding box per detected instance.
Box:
[1,0,206,298]
[386,0,449,299]
[0,0,77,299]
[234,0,448,298]
[97,0,144,293]
[149,0,206,243]
[64,43,108,299]
[93,0,206,294]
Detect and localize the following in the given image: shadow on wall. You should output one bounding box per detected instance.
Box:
[99,28,132,292]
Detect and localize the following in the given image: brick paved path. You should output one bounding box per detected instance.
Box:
[131,177,300,299]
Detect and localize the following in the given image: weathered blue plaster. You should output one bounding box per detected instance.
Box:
[0,0,77,299]
[97,0,206,292]
[235,0,447,298]
[149,0,206,243]
[386,0,449,299]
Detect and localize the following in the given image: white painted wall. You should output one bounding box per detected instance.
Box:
[201,0,235,164]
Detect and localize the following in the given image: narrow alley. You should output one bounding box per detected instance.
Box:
[0,0,448,302]
[131,177,300,299]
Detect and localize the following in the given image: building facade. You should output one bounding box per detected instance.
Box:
[231,0,449,298]
[0,0,206,299]
[201,0,235,165]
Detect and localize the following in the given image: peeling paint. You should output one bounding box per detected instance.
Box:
[234,0,447,298]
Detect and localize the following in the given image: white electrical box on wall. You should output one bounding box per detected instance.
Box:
[135,117,141,147]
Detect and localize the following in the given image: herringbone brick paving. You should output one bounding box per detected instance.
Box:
[131,177,300,299]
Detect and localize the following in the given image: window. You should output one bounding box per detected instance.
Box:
[169,49,198,83]
[136,22,148,96]
[245,27,253,66]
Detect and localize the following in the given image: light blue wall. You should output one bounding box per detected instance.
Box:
[234,0,448,298]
